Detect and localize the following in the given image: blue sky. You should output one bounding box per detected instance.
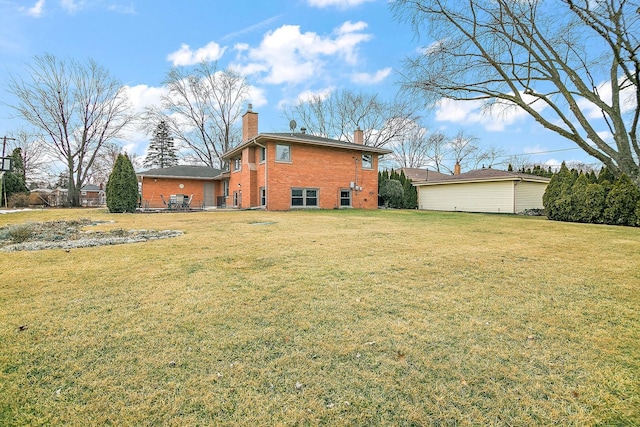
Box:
[0,0,597,171]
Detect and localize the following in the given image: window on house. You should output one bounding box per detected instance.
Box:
[233,190,240,206]
[260,187,266,206]
[223,181,229,197]
[276,144,291,162]
[233,157,241,171]
[340,190,351,207]
[362,153,373,169]
[259,147,266,163]
[291,188,318,207]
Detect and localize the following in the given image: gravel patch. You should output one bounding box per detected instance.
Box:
[0,218,183,252]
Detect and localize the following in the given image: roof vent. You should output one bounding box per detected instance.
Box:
[300,127,306,134]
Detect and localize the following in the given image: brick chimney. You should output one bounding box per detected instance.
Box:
[242,103,258,142]
[354,126,363,144]
[454,162,461,175]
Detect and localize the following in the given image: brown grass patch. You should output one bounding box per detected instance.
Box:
[0,208,638,425]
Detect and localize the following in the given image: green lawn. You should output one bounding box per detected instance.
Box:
[1,208,639,426]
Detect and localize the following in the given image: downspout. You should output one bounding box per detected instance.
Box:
[513,179,521,214]
[254,139,267,210]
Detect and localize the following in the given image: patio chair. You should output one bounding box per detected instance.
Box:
[185,194,194,209]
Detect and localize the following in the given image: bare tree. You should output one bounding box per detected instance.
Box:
[284,89,419,147]
[144,62,250,168]
[393,0,640,186]
[5,129,51,184]
[446,130,480,173]
[390,121,431,168]
[6,54,134,206]
[86,141,123,185]
[472,145,508,169]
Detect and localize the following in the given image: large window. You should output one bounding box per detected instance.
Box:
[276,144,291,162]
[291,188,318,207]
[362,153,373,169]
[340,189,351,207]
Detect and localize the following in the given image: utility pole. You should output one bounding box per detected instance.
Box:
[1,136,17,208]
[2,135,17,157]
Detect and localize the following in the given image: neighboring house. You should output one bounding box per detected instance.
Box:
[80,184,105,206]
[48,184,106,207]
[413,168,550,214]
[216,106,392,210]
[137,165,222,209]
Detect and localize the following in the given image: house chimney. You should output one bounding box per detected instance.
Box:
[354,126,363,144]
[454,162,461,175]
[242,104,258,142]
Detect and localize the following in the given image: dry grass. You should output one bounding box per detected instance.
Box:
[0,208,638,426]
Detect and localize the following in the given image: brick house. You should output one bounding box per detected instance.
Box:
[215,106,391,210]
[138,165,222,209]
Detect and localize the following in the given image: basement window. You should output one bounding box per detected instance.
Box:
[340,189,351,207]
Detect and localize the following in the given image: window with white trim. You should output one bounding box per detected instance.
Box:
[233,156,241,171]
[291,188,318,207]
[362,153,373,169]
[260,187,266,206]
[340,189,351,207]
[276,144,291,162]
[223,181,229,197]
[259,147,266,163]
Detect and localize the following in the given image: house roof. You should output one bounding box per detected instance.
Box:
[137,165,222,180]
[222,132,392,159]
[412,168,551,186]
[398,167,449,182]
[81,184,102,192]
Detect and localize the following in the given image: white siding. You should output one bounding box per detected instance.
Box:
[418,181,515,213]
[515,181,548,212]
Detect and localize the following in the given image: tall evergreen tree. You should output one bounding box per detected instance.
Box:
[603,175,640,226]
[543,162,574,221]
[106,154,139,213]
[144,121,178,169]
[571,174,605,224]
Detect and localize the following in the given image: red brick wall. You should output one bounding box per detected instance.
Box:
[140,177,214,208]
[226,140,380,210]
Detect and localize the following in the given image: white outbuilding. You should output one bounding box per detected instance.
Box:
[413,168,550,214]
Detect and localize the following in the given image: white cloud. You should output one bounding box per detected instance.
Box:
[107,3,136,14]
[351,67,391,85]
[307,0,375,9]
[60,0,83,13]
[23,0,45,17]
[123,84,167,113]
[296,87,335,103]
[235,21,372,85]
[246,85,268,109]
[435,93,547,132]
[167,41,227,66]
